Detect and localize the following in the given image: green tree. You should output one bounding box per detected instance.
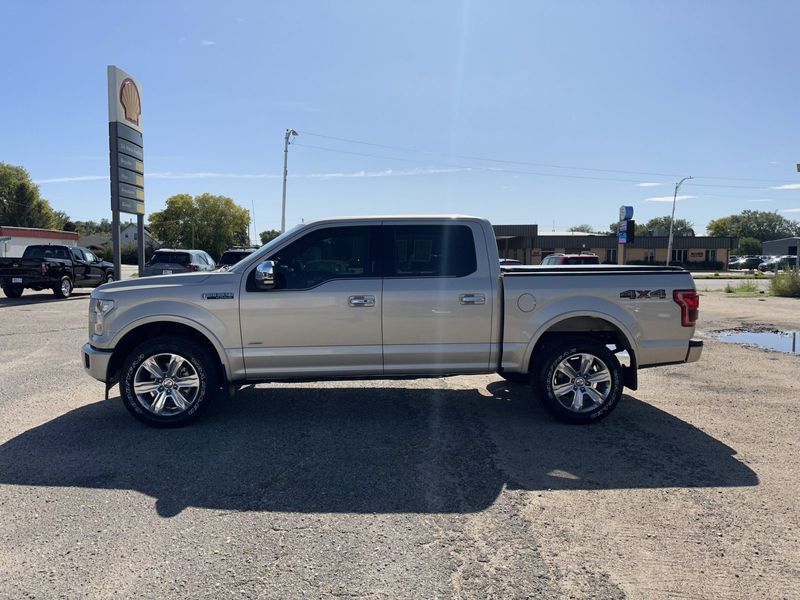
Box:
[568,224,595,233]
[259,229,281,245]
[707,210,800,241]
[642,216,694,236]
[73,219,113,236]
[149,193,250,260]
[734,237,762,255]
[0,162,59,228]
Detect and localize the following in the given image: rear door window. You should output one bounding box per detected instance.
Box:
[385,225,476,278]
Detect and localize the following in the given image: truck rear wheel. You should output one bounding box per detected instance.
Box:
[120,336,219,427]
[2,284,23,298]
[535,339,623,424]
[53,276,73,298]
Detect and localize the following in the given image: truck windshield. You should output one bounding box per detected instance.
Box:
[22,246,71,260]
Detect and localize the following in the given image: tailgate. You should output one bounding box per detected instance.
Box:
[0,259,46,279]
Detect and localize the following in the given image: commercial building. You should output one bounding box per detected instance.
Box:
[493,224,736,268]
[0,226,79,258]
[763,237,800,256]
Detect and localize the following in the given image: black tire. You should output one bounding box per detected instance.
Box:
[498,371,530,384]
[120,336,219,427]
[535,339,623,424]
[2,284,23,298]
[53,276,73,298]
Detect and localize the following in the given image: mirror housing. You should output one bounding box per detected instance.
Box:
[254,260,276,290]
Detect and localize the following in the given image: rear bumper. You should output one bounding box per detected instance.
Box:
[685,339,703,363]
[82,342,113,383]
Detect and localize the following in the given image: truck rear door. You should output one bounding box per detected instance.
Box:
[381,222,494,374]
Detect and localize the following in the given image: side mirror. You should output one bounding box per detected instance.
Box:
[254,260,276,290]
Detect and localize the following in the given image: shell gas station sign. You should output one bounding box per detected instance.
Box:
[107,65,145,278]
[107,66,144,215]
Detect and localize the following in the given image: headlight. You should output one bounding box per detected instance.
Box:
[92,298,115,335]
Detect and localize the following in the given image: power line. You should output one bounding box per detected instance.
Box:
[293,142,788,191]
[297,129,799,185]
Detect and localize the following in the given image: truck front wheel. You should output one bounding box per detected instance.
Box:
[53,276,73,298]
[120,336,219,427]
[2,284,23,298]
[535,340,623,424]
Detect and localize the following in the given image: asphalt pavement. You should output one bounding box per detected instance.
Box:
[0,287,797,599]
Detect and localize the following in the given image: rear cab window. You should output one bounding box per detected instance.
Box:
[22,246,71,260]
[152,252,191,265]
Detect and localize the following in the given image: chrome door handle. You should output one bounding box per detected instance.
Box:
[460,293,486,305]
[348,295,376,307]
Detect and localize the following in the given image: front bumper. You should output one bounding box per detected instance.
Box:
[685,339,703,363]
[82,342,113,383]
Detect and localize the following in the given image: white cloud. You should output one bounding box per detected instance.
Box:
[636,182,663,187]
[34,167,469,185]
[644,194,695,202]
[770,183,800,190]
[779,208,800,213]
[201,40,216,46]
[34,175,109,184]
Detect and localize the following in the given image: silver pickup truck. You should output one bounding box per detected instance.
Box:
[82,215,702,427]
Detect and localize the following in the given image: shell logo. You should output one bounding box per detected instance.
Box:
[119,78,141,126]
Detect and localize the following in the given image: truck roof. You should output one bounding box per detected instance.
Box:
[302,214,485,225]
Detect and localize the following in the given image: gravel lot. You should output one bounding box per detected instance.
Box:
[0,287,798,599]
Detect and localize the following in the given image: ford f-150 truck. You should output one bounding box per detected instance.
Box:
[82,216,702,427]
[0,245,114,299]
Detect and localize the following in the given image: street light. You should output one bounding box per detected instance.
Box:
[281,129,299,233]
[666,175,693,266]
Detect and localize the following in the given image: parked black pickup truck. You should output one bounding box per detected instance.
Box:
[0,245,114,299]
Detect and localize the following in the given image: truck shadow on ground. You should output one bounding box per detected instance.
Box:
[0,291,91,307]
[0,381,757,517]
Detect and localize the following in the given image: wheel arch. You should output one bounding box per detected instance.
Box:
[524,312,639,390]
[106,318,230,385]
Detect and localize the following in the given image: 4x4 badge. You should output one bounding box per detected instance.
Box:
[620,289,666,300]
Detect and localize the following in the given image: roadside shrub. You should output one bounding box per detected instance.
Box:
[771,270,800,298]
[736,279,759,294]
[724,283,734,293]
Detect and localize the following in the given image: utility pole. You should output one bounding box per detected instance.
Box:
[251,198,257,246]
[666,176,693,266]
[281,129,299,233]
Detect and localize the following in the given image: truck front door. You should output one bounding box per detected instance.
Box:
[381,223,494,374]
[239,224,383,379]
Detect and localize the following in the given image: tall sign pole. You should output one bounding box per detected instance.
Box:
[107,66,145,279]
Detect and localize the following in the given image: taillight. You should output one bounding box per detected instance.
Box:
[673,289,699,327]
[187,263,200,271]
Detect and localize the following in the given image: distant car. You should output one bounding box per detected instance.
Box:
[216,248,257,269]
[142,249,217,277]
[540,253,601,265]
[499,258,522,265]
[758,255,798,272]
[731,257,762,270]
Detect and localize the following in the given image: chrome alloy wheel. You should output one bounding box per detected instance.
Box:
[133,353,200,416]
[61,279,71,296]
[551,352,612,413]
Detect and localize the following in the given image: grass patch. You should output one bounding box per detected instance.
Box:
[770,270,800,297]
[725,278,763,296]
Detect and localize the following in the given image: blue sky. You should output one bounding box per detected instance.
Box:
[2,0,800,237]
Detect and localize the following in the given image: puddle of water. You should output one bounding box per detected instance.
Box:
[716,330,800,355]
